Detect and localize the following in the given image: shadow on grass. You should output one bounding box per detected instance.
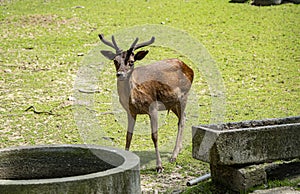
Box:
[133,150,173,170]
[228,0,249,3]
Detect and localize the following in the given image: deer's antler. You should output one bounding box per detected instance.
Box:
[98,34,122,54]
[99,34,155,55]
[134,36,155,50]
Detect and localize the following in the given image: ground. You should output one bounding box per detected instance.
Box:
[0,0,299,193]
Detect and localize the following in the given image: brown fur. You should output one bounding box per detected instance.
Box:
[128,59,194,116]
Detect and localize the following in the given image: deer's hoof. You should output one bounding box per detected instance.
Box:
[156,166,164,173]
[169,157,177,163]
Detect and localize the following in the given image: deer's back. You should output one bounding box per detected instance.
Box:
[128,59,194,114]
[132,58,193,86]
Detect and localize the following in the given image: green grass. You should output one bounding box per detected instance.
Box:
[0,0,299,193]
[183,178,300,194]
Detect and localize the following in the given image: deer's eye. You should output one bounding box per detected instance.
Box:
[128,61,134,66]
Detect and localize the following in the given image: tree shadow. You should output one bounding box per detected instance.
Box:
[228,0,250,3]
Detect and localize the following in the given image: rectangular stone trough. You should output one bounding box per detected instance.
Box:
[192,116,300,191]
[192,116,300,166]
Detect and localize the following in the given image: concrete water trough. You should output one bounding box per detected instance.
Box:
[192,116,300,191]
[0,144,140,194]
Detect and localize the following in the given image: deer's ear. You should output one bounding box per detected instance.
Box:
[134,50,149,61]
[100,50,116,60]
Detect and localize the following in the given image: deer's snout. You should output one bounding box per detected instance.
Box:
[116,71,127,79]
[116,72,124,77]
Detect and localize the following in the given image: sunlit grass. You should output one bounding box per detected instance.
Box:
[0,0,299,192]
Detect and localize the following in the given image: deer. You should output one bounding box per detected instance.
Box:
[98,34,194,173]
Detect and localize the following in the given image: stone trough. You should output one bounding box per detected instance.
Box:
[0,144,140,194]
[192,116,300,192]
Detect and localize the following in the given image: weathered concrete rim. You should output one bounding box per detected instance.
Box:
[194,116,300,132]
[196,122,300,134]
[0,144,140,186]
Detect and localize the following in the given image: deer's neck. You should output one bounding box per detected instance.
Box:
[117,79,130,96]
[117,78,132,111]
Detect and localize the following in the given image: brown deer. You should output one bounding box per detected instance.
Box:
[98,34,194,172]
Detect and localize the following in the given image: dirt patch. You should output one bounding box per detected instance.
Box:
[141,166,207,193]
[1,14,90,40]
[4,14,76,27]
[250,187,300,194]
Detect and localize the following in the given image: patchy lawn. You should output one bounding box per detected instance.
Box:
[0,0,299,193]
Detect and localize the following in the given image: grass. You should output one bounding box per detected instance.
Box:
[0,0,299,193]
[184,178,300,194]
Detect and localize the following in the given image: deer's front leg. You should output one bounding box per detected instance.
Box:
[170,105,186,163]
[125,113,136,151]
[170,114,185,162]
[149,109,163,173]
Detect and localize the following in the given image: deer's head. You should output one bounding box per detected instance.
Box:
[99,34,155,80]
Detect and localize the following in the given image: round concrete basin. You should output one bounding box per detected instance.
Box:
[0,144,140,194]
